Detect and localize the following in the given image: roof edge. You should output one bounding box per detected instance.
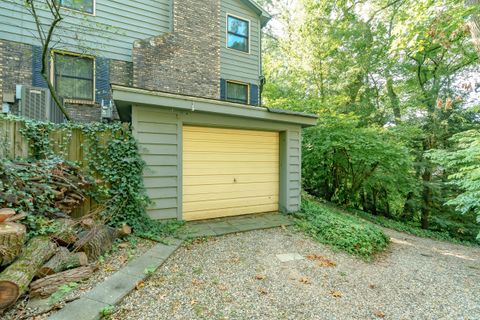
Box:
[111,85,317,127]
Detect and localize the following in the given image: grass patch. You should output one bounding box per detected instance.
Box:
[295,198,390,260]
[348,208,479,246]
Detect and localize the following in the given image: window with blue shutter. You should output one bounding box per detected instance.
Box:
[220,79,226,100]
[95,57,110,104]
[32,46,48,88]
[250,84,259,106]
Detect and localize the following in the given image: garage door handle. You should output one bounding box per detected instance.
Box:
[233,178,237,183]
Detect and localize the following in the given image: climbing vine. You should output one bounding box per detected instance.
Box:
[2,115,182,241]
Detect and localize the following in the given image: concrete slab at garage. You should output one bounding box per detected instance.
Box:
[112,85,317,221]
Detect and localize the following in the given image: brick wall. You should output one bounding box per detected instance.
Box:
[132,0,221,99]
[0,41,33,101]
[110,60,133,87]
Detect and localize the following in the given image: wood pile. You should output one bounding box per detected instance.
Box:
[0,160,131,313]
[0,160,91,218]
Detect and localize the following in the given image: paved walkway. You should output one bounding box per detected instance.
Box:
[178,213,292,239]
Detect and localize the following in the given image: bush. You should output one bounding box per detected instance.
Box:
[350,208,479,245]
[295,198,390,260]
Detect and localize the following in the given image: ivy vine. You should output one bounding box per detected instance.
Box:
[2,115,182,241]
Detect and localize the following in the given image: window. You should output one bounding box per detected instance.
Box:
[227,15,249,53]
[54,52,95,101]
[226,81,249,104]
[59,0,94,14]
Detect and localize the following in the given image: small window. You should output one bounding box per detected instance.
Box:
[227,15,249,53]
[226,81,249,104]
[54,52,95,101]
[59,0,94,14]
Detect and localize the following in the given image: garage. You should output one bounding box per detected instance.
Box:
[182,126,279,220]
[112,85,317,221]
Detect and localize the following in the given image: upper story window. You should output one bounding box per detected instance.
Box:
[53,52,95,101]
[59,0,94,14]
[226,81,249,104]
[227,15,249,53]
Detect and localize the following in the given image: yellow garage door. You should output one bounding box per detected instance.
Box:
[183,126,279,221]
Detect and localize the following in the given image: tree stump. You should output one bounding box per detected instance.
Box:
[0,237,56,311]
[0,222,27,267]
[36,247,88,278]
[29,266,95,298]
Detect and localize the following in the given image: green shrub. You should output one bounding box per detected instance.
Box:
[349,208,479,245]
[295,198,390,259]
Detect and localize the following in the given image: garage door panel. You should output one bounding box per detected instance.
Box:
[184,196,278,213]
[184,161,278,170]
[184,152,279,162]
[183,174,279,186]
[183,126,279,220]
[184,144,278,153]
[185,204,279,221]
[184,182,278,196]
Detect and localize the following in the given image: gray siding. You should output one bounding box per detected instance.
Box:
[286,130,301,211]
[133,105,303,220]
[133,107,179,220]
[0,0,172,61]
[220,0,261,85]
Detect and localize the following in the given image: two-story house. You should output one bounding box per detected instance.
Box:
[0,0,317,221]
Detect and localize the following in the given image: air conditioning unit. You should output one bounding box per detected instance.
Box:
[18,85,51,122]
[101,99,113,120]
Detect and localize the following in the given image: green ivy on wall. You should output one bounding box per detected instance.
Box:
[3,115,182,241]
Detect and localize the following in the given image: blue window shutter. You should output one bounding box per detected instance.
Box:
[250,84,259,106]
[32,46,48,88]
[220,79,226,100]
[95,57,110,104]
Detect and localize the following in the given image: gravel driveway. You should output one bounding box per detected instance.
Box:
[113,227,480,320]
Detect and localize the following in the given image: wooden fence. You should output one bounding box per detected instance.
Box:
[0,118,115,217]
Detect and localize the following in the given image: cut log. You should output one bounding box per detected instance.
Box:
[29,266,95,298]
[0,208,15,223]
[0,222,27,267]
[36,248,88,278]
[0,237,56,310]
[52,219,79,246]
[74,225,117,260]
[5,212,27,223]
[118,224,132,237]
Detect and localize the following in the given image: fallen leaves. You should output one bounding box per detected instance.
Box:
[369,284,376,289]
[330,290,342,298]
[258,287,268,295]
[306,254,337,267]
[373,310,386,318]
[299,277,311,284]
[255,275,266,280]
[135,280,145,290]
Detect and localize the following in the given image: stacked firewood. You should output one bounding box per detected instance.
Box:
[0,160,131,313]
[0,160,91,218]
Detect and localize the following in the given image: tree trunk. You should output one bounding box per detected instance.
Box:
[36,247,88,278]
[74,225,130,260]
[466,0,480,55]
[0,222,27,267]
[29,266,95,298]
[421,168,432,229]
[0,237,56,311]
[386,74,401,124]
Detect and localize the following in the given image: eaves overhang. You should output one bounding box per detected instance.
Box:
[112,85,318,127]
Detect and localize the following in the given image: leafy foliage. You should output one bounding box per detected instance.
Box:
[303,113,416,216]
[429,130,480,240]
[295,197,390,260]
[3,115,182,240]
[261,0,480,242]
